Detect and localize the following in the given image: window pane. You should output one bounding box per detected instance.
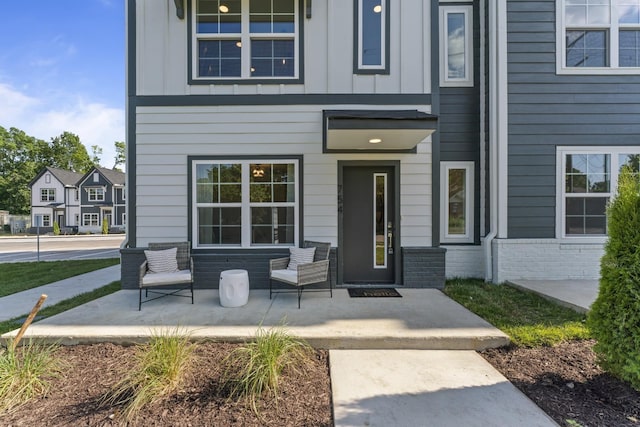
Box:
[565,196,608,235]
[566,154,610,193]
[197,184,218,203]
[198,40,241,77]
[220,184,241,202]
[220,164,241,182]
[361,0,383,66]
[619,153,640,172]
[617,0,640,24]
[448,169,466,235]
[250,0,295,33]
[447,13,466,79]
[620,30,640,67]
[197,164,219,183]
[566,30,608,67]
[251,40,295,77]
[250,184,272,202]
[251,206,294,244]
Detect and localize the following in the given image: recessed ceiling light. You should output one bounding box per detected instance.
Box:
[236,41,242,48]
[373,5,382,13]
[219,4,229,13]
[369,138,382,144]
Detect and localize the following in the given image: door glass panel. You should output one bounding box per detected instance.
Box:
[448,168,466,235]
[374,173,387,268]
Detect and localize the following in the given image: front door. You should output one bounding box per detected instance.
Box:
[340,165,397,284]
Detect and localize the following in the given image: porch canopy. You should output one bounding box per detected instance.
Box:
[323,110,438,152]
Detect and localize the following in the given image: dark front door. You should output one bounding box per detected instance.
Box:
[341,165,396,284]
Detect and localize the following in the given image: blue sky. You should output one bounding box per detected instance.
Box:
[0,0,125,169]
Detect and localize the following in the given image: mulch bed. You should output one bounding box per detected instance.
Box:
[0,342,332,427]
[2,339,640,426]
[482,340,640,427]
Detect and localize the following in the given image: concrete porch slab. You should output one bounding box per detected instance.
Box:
[2,289,510,350]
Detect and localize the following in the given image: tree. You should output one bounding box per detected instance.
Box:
[113,141,126,171]
[588,165,640,391]
[48,132,95,173]
[90,145,103,167]
[0,126,49,214]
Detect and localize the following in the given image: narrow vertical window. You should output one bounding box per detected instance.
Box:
[440,162,474,243]
[439,5,473,86]
[355,0,389,73]
[373,173,387,268]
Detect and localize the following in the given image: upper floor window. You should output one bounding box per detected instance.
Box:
[88,188,105,202]
[193,0,299,80]
[439,5,473,87]
[41,188,55,202]
[355,0,389,74]
[557,147,640,238]
[558,0,640,74]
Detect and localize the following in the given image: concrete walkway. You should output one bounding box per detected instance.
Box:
[507,279,599,313]
[0,265,121,322]
[1,271,567,426]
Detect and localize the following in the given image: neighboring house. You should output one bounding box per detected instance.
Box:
[120,0,640,289]
[77,167,126,234]
[29,167,83,233]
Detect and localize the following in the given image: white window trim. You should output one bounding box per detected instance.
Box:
[440,161,474,243]
[83,213,100,227]
[45,173,51,184]
[192,159,299,249]
[556,1,640,75]
[439,5,474,87]
[74,214,79,226]
[87,187,106,202]
[35,214,51,227]
[357,0,387,71]
[191,0,300,80]
[556,146,640,241]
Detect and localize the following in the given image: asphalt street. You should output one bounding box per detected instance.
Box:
[0,235,125,263]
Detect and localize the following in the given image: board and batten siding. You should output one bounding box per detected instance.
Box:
[507,0,640,239]
[134,0,432,96]
[135,105,433,247]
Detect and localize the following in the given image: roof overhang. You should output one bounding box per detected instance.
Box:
[323,110,438,153]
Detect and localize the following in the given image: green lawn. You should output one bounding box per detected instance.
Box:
[0,258,119,298]
[443,278,591,347]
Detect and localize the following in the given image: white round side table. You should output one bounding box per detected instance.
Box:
[219,269,249,307]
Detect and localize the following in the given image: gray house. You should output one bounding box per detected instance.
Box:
[77,167,126,234]
[120,0,640,289]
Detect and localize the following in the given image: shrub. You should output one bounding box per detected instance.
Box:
[588,165,640,390]
[52,221,60,236]
[101,328,195,420]
[0,339,63,413]
[101,220,109,235]
[222,324,313,413]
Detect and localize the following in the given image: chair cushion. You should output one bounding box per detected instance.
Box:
[287,247,316,271]
[271,269,298,285]
[144,247,179,274]
[142,269,192,286]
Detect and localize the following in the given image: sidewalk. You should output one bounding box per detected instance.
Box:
[1,272,562,426]
[0,265,121,322]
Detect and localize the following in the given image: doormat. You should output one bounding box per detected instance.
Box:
[348,288,402,298]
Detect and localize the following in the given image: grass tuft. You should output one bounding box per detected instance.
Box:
[0,339,63,413]
[101,327,195,420]
[444,278,591,347]
[222,324,313,413]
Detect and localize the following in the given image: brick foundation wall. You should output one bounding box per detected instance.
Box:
[401,247,447,288]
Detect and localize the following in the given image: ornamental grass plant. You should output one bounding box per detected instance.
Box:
[222,324,313,413]
[0,339,63,414]
[101,327,195,420]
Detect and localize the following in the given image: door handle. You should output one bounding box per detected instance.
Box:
[387,222,393,254]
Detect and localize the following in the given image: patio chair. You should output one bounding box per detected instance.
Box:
[138,241,194,310]
[269,240,332,308]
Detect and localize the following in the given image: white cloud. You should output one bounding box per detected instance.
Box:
[0,82,125,170]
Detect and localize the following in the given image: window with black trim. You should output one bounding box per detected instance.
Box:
[355,0,389,73]
[193,0,299,79]
[192,159,299,248]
